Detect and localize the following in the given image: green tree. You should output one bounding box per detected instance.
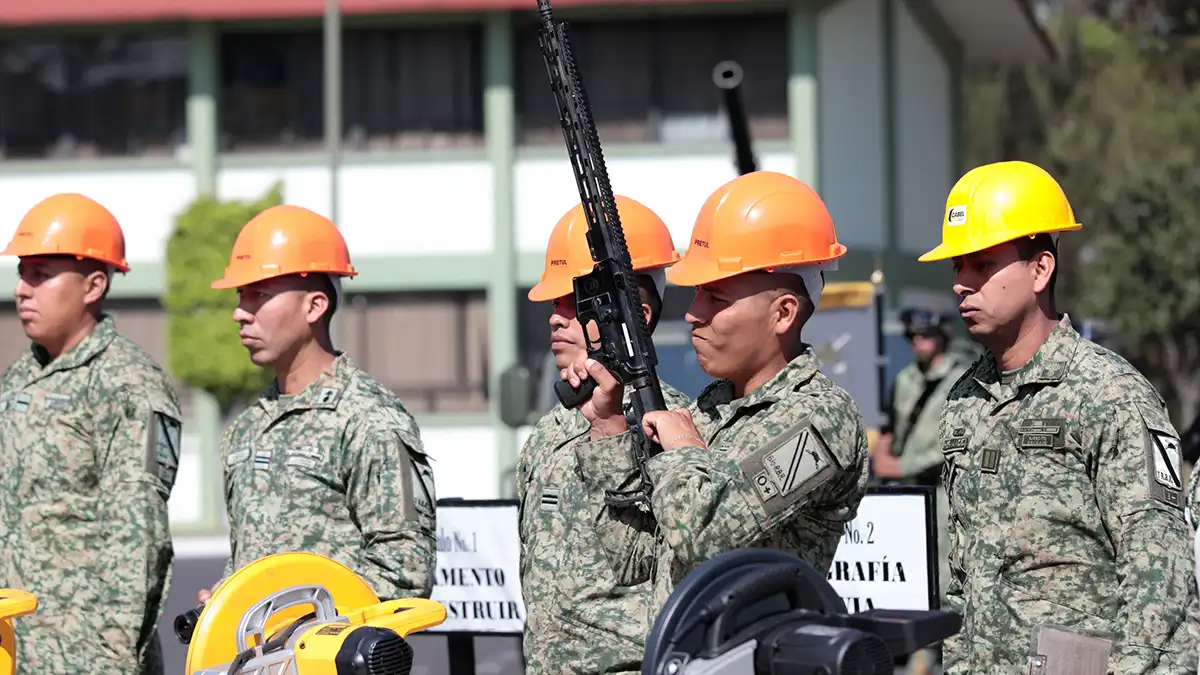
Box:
[964,8,1200,426]
[164,184,283,413]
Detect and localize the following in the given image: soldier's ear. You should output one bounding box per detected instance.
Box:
[82,268,109,306]
[303,291,330,327]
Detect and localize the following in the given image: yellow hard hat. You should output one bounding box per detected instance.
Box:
[918,161,1081,262]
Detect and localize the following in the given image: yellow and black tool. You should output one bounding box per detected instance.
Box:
[183,552,445,675]
[0,589,37,675]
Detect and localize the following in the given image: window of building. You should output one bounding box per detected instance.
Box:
[219,25,485,154]
[514,12,788,145]
[339,291,490,414]
[0,34,188,159]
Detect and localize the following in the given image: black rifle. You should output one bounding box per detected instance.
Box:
[712,60,758,175]
[536,0,668,510]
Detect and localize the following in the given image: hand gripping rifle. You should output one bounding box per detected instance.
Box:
[536,0,668,510]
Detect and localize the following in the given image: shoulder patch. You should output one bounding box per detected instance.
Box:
[1141,410,1184,510]
[740,418,838,521]
[146,410,183,489]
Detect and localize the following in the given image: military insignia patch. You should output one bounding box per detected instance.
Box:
[146,411,182,487]
[540,487,561,512]
[741,418,838,519]
[410,459,437,521]
[1142,413,1185,510]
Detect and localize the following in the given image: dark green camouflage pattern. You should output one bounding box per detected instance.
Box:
[0,315,180,675]
[517,381,690,675]
[219,353,437,600]
[939,315,1200,673]
[573,348,870,616]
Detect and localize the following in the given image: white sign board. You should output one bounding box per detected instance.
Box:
[427,500,526,634]
[827,488,936,613]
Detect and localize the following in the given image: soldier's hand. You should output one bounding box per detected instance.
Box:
[198,588,211,604]
[872,432,893,456]
[871,450,903,478]
[562,357,627,438]
[643,409,707,451]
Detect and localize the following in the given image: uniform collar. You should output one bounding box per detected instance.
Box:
[29,314,118,376]
[260,351,354,415]
[698,346,821,418]
[975,314,1079,393]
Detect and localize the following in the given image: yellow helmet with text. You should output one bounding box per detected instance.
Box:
[918,161,1081,262]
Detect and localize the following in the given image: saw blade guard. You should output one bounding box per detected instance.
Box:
[642,548,847,675]
[185,552,379,674]
[0,590,37,675]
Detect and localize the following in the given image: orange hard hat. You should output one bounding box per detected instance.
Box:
[528,195,681,302]
[667,171,846,287]
[2,193,129,271]
[211,204,358,290]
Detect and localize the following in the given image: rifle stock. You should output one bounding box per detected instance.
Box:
[536,0,667,510]
[712,60,758,176]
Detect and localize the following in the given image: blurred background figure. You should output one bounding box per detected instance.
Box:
[871,306,976,675]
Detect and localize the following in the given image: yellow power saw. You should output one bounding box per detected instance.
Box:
[178,552,445,675]
[0,589,36,675]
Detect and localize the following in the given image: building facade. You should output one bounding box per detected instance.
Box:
[0,0,1050,536]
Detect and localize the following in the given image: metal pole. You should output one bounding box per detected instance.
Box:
[324,0,344,344]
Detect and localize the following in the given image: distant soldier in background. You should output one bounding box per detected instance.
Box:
[0,194,182,675]
[517,195,691,675]
[919,160,1199,673]
[870,306,973,674]
[197,204,437,603]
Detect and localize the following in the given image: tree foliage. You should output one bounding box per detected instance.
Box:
[164,184,282,413]
[966,4,1200,426]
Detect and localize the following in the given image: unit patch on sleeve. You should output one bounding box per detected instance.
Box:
[1142,412,1184,510]
[146,411,182,487]
[741,418,838,519]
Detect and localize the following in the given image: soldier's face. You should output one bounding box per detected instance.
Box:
[548,295,587,369]
[232,276,328,366]
[952,242,1048,341]
[686,273,801,383]
[908,333,943,364]
[14,256,105,345]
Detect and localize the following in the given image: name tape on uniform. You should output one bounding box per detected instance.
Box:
[827,488,936,612]
[427,499,526,634]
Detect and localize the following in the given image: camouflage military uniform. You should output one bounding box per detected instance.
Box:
[0,315,181,675]
[888,347,973,602]
[518,381,690,675]
[939,315,1199,673]
[573,348,870,613]
[219,353,437,600]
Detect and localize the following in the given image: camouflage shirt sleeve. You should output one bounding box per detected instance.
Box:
[1094,377,1198,671]
[573,437,659,586]
[96,378,181,667]
[578,396,867,569]
[343,421,438,600]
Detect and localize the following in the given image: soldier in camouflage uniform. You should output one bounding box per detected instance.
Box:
[199,204,436,603]
[517,196,691,675]
[562,171,870,614]
[0,194,182,674]
[918,160,1199,673]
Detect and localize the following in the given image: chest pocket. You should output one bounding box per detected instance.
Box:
[280,445,343,509]
[8,389,100,494]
